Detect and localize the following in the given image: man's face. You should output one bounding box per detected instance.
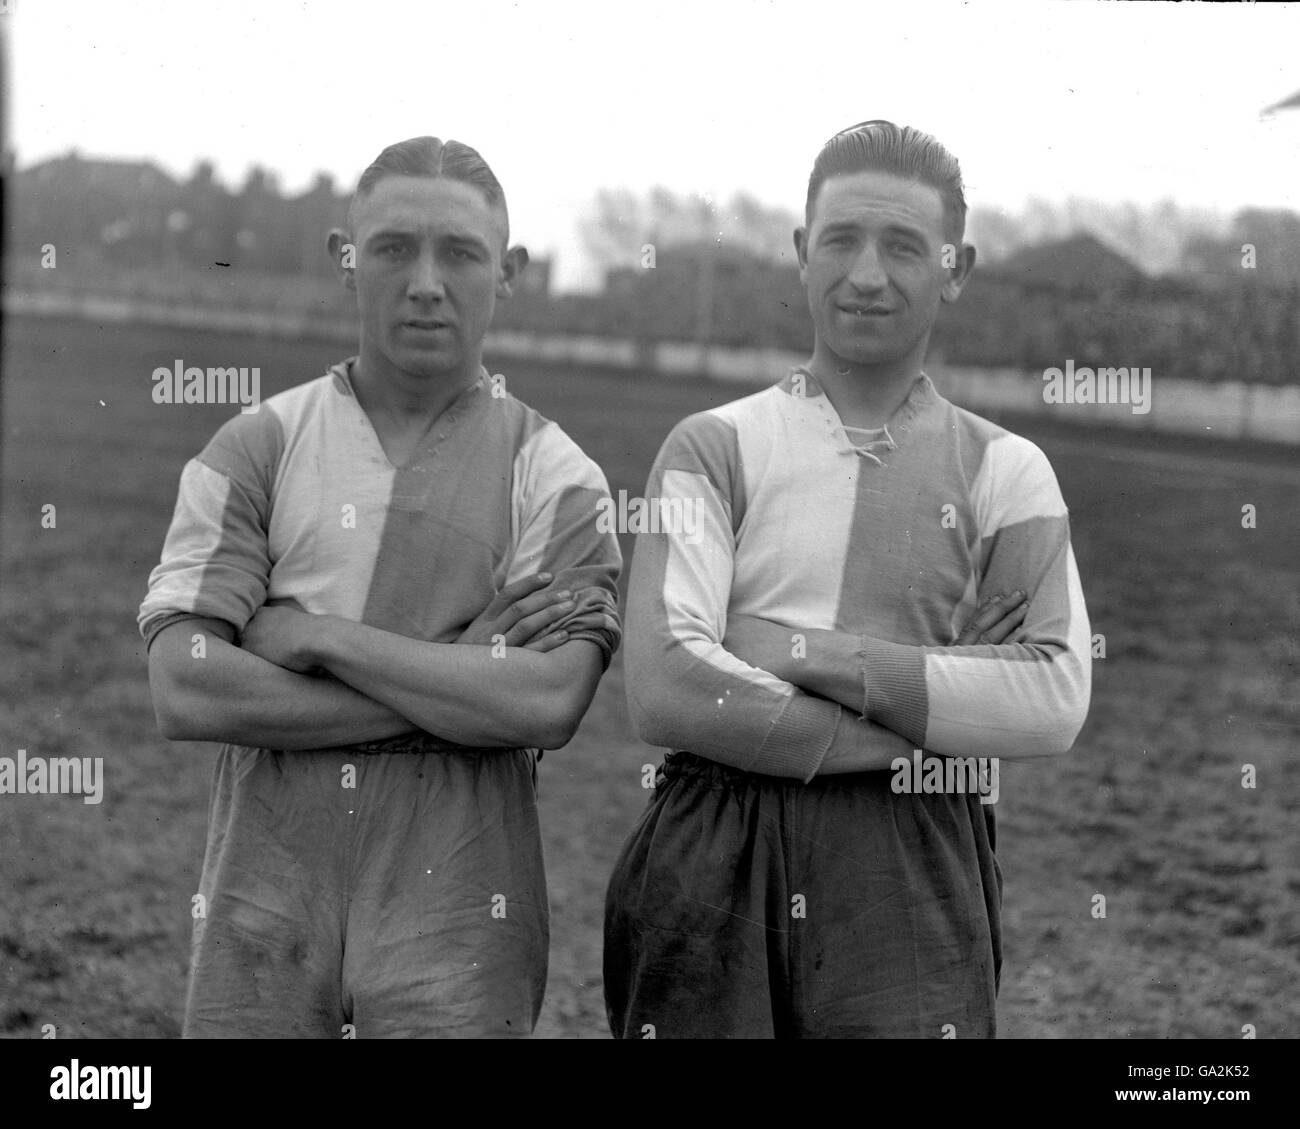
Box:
[797,169,957,369]
[349,175,511,380]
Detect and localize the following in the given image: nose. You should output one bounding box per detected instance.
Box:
[846,240,888,293]
[407,248,445,302]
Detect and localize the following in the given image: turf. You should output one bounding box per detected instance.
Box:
[1,315,1296,1038]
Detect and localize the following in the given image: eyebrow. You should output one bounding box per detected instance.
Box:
[443,232,492,253]
[364,228,493,253]
[817,218,931,244]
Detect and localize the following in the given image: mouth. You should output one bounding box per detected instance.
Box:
[837,303,892,318]
[402,318,451,332]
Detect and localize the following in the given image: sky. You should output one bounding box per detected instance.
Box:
[6,0,1300,289]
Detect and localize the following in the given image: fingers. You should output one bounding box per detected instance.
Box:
[954,591,1006,644]
[504,593,576,646]
[483,571,554,621]
[520,629,570,653]
[955,589,1029,645]
[980,600,1029,645]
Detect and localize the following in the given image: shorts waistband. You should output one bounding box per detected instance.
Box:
[660,750,756,786]
[346,732,530,756]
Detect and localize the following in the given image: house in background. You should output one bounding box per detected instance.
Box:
[995,232,1147,296]
[7,150,349,277]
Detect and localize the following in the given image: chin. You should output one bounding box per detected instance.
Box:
[393,346,460,378]
[826,323,925,370]
[826,340,900,368]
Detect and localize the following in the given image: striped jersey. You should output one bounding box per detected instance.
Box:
[139,358,622,668]
[625,369,1091,782]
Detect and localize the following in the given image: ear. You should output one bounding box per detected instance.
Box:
[496,244,529,299]
[794,225,810,284]
[940,242,976,304]
[327,228,357,291]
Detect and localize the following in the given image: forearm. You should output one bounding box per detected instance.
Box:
[149,623,416,749]
[630,637,914,779]
[816,709,921,775]
[776,628,866,713]
[625,613,848,782]
[310,617,598,750]
[770,625,1088,759]
[864,633,1088,758]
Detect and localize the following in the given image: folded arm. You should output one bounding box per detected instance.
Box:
[725,447,1092,759]
[278,611,605,750]
[140,418,414,749]
[141,404,622,753]
[625,414,919,782]
[147,616,417,748]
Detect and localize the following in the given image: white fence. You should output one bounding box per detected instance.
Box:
[8,289,1298,444]
[925,365,1300,444]
[485,327,1300,444]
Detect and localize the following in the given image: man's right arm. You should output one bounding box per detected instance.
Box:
[626,413,917,783]
[141,412,412,749]
[148,617,416,749]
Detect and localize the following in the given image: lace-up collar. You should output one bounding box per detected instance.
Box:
[785,366,936,466]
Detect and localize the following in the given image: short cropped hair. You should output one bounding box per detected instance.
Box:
[805,120,966,242]
[348,136,509,244]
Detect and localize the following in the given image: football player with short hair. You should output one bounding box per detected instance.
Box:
[143,136,621,1038]
[604,120,1091,1039]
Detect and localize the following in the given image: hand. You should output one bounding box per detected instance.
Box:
[457,572,575,653]
[954,590,1030,645]
[239,603,327,673]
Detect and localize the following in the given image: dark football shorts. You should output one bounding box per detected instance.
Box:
[603,751,1002,1039]
[183,735,548,1038]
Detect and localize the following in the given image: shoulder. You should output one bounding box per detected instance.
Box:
[657,381,789,467]
[946,406,1067,525]
[921,383,1056,478]
[959,407,1056,480]
[193,367,339,481]
[500,391,609,490]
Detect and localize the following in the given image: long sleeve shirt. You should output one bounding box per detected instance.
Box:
[625,369,1090,782]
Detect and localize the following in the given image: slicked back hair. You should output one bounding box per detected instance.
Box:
[805,120,966,243]
[348,135,509,247]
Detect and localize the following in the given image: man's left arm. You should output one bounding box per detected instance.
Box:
[295,625,605,751]
[242,419,621,751]
[730,439,1092,759]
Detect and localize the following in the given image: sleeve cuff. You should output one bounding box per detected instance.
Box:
[140,611,224,652]
[563,627,619,671]
[748,691,840,783]
[860,636,930,748]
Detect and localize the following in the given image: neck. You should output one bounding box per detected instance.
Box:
[352,338,482,425]
[806,336,928,429]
